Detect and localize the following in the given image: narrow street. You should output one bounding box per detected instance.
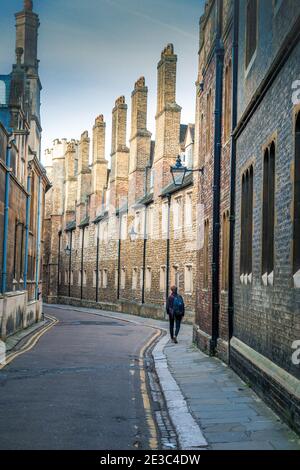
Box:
[0,307,159,450]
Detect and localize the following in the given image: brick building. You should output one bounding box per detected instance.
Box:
[44,44,198,321]
[193,0,300,432]
[0,1,50,341]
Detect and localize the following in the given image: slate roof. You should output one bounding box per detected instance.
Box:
[161,172,193,197]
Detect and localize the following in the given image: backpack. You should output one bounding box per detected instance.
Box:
[173,294,184,318]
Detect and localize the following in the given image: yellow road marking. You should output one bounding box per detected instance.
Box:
[139,328,161,450]
[0,314,59,370]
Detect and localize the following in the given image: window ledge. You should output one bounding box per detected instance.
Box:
[262,271,274,286]
[293,270,300,288]
[240,273,252,285]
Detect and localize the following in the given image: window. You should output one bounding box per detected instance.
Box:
[240,166,254,283]
[173,197,183,230]
[245,0,257,69]
[0,80,6,105]
[147,206,154,238]
[293,113,300,286]
[134,211,141,236]
[59,271,62,285]
[121,268,126,290]
[203,219,209,288]
[172,265,180,288]
[162,202,169,236]
[70,271,74,286]
[160,266,166,292]
[140,268,144,290]
[84,227,89,248]
[185,193,193,227]
[224,60,232,143]
[221,211,230,291]
[185,265,193,293]
[145,267,152,291]
[65,270,68,285]
[262,144,275,285]
[30,173,35,232]
[121,214,127,240]
[150,168,154,192]
[132,268,138,290]
[93,270,97,288]
[103,269,108,288]
[83,270,87,286]
[206,90,212,155]
[78,271,81,286]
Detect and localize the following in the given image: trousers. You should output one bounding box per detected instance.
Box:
[169,314,182,339]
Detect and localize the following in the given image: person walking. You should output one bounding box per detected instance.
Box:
[166,285,185,343]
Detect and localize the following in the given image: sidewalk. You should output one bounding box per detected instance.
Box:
[45,304,300,450]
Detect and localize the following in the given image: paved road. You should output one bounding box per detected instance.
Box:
[0,306,158,450]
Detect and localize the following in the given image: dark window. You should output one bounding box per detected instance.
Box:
[246,0,257,69]
[224,60,232,143]
[203,219,209,288]
[294,113,300,275]
[262,143,275,279]
[240,166,253,277]
[222,211,230,291]
[30,173,35,232]
[206,90,212,155]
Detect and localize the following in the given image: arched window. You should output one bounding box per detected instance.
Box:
[262,142,275,285]
[240,166,253,282]
[0,80,6,105]
[224,60,232,143]
[294,113,300,281]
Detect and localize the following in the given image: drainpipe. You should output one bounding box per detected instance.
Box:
[228,0,239,354]
[81,228,85,300]
[211,0,224,350]
[1,142,12,294]
[141,206,147,304]
[117,216,121,300]
[35,176,42,300]
[165,194,171,314]
[96,223,100,302]
[68,230,73,298]
[57,231,62,298]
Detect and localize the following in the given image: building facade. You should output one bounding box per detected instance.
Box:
[193,0,300,432]
[44,45,198,322]
[0,1,50,341]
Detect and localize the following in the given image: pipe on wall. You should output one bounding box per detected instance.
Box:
[57,231,62,298]
[95,223,100,303]
[211,0,224,349]
[35,176,42,300]
[80,227,85,300]
[1,143,12,294]
[165,194,171,315]
[228,0,239,348]
[68,230,73,298]
[141,206,147,304]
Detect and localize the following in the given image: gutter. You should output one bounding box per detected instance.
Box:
[228,0,239,351]
[1,143,12,294]
[211,0,224,350]
[23,169,32,289]
[35,176,42,300]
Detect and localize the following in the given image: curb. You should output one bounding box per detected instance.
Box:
[152,335,208,450]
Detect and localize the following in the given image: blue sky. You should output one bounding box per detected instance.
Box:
[0,0,205,160]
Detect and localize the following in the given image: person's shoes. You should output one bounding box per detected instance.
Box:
[174,337,178,344]
[171,337,174,343]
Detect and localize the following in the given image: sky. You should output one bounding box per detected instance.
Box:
[0,0,205,163]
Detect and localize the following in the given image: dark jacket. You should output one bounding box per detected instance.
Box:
[166,293,185,317]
